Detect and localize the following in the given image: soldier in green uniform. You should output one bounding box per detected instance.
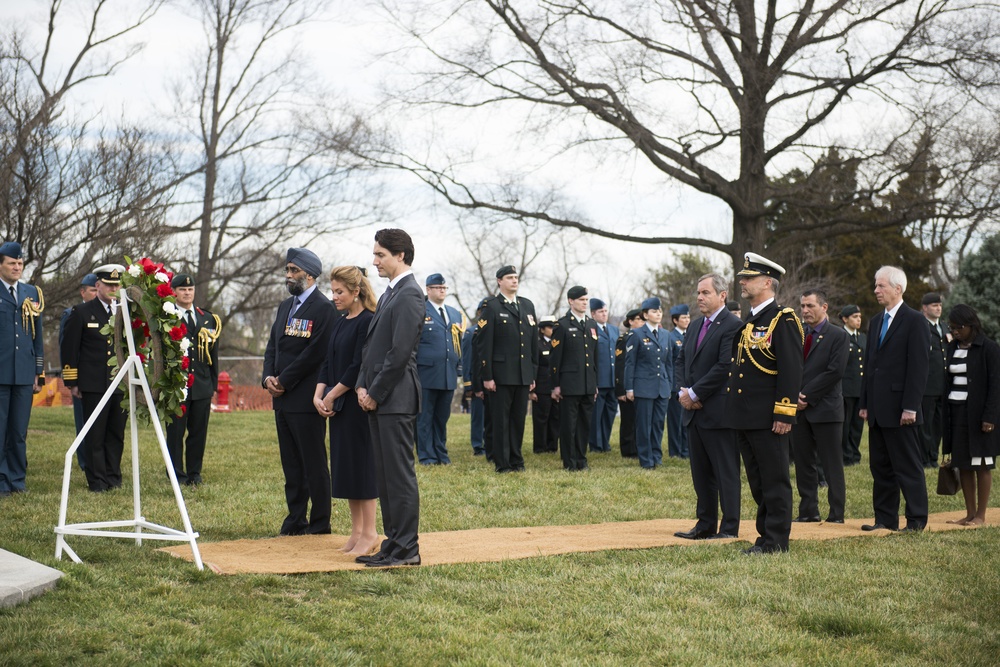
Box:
[727,252,803,554]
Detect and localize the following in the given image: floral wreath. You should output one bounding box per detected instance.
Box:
[103,256,193,425]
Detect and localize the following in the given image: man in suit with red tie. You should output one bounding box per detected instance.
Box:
[859,266,930,532]
[791,289,849,524]
[262,248,335,536]
[356,229,425,567]
[673,273,743,539]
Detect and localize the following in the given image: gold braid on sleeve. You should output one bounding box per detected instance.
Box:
[197,313,222,364]
[21,286,44,338]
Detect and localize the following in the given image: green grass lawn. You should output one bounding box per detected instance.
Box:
[1,408,999,666]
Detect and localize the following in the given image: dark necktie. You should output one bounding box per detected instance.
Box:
[286,298,301,326]
[439,306,447,324]
[879,313,891,347]
[185,310,196,332]
[696,318,711,350]
[8,285,14,303]
[509,299,519,314]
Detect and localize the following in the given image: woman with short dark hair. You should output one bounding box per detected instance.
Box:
[943,304,1000,525]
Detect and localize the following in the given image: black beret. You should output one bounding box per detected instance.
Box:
[567,285,588,300]
[496,265,517,279]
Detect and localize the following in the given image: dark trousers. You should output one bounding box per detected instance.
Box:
[81,391,126,492]
[73,394,88,470]
[469,394,484,454]
[841,396,863,465]
[0,384,32,493]
[416,387,452,464]
[483,394,493,461]
[369,412,420,559]
[868,422,928,530]
[634,396,667,468]
[589,387,617,452]
[559,393,593,470]
[666,397,688,458]
[488,384,528,471]
[792,419,846,521]
[275,409,331,534]
[619,398,637,457]
[166,397,211,483]
[531,393,559,453]
[919,395,944,465]
[688,422,741,536]
[737,428,792,552]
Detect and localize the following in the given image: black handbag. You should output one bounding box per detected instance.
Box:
[936,464,961,496]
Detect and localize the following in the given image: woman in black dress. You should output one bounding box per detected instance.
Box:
[314,266,378,555]
[943,304,1000,526]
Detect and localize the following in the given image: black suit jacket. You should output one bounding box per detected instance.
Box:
[357,273,425,415]
[474,293,538,386]
[61,299,116,394]
[550,314,598,396]
[841,329,866,398]
[859,302,930,427]
[262,288,335,413]
[924,319,948,397]
[673,308,742,429]
[798,321,849,423]
[185,306,221,401]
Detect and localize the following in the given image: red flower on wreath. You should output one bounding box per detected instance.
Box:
[138,352,147,363]
[131,317,144,330]
[139,257,157,275]
[169,323,187,341]
[156,283,175,298]
[187,373,195,388]
[180,404,187,415]
[181,356,190,370]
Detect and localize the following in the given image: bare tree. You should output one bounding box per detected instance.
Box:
[368,0,1000,277]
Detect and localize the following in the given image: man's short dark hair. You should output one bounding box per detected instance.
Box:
[801,288,828,306]
[374,228,415,265]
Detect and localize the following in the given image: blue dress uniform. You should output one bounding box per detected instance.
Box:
[551,305,599,470]
[461,322,485,456]
[588,297,619,453]
[726,253,803,553]
[615,319,639,458]
[0,242,44,495]
[666,305,690,459]
[624,300,672,469]
[416,275,464,465]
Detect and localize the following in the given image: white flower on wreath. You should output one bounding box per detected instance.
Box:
[154,271,170,283]
[179,337,192,353]
[162,301,180,316]
[128,264,142,278]
[181,387,188,401]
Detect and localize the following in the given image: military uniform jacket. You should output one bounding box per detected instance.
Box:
[550,314,598,396]
[614,329,634,398]
[182,307,222,401]
[262,289,336,413]
[673,309,742,429]
[595,322,619,389]
[1,281,43,385]
[535,335,555,395]
[666,327,685,393]
[417,301,463,391]
[925,319,948,397]
[474,294,538,386]
[726,301,804,429]
[61,299,116,394]
[841,329,866,398]
[462,325,479,392]
[798,321,849,423]
[624,324,672,399]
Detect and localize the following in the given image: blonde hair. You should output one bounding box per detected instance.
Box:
[329,265,376,312]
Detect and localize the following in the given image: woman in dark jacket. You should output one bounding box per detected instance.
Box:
[943,304,1000,526]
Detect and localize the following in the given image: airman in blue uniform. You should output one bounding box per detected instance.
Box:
[461,303,486,457]
[0,242,45,496]
[59,272,99,471]
[588,297,619,453]
[666,304,690,459]
[615,308,644,458]
[624,297,672,469]
[416,273,464,464]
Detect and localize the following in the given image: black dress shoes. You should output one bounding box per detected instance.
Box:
[365,554,421,568]
[705,532,737,540]
[673,528,714,540]
[901,524,925,533]
[825,518,845,524]
[792,516,822,523]
[355,552,388,564]
[861,523,896,532]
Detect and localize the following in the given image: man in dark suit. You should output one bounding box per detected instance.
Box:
[839,305,866,466]
[615,309,643,458]
[666,304,690,459]
[727,253,803,554]
[551,286,599,471]
[530,315,559,453]
[673,273,743,539]
[920,292,948,468]
[473,265,539,473]
[859,266,930,532]
[588,298,618,453]
[61,264,127,493]
[355,229,425,568]
[166,274,221,485]
[0,241,45,496]
[791,289,849,524]
[415,273,463,465]
[262,248,335,536]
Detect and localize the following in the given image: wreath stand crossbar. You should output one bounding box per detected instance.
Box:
[54,296,203,570]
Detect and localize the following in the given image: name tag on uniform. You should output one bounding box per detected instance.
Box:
[285,318,313,338]
[499,312,510,319]
[541,350,550,356]
[87,323,99,328]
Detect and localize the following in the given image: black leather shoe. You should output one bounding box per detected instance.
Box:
[355,552,388,564]
[280,528,306,536]
[705,532,737,540]
[792,515,822,523]
[673,528,714,540]
[365,554,421,568]
[825,518,845,524]
[901,524,925,533]
[861,523,896,532]
[741,545,765,555]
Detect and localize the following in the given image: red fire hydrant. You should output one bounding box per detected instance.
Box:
[214,370,232,412]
